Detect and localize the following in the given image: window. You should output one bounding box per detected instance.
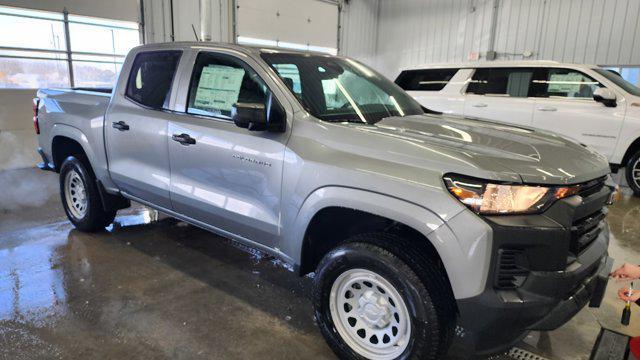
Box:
[262,53,423,124]
[466,68,534,97]
[0,5,140,89]
[272,63,302,95]
[187,52,270,119]
[126,51,182,109]
[532,68,602,99]
[395,68,459,91]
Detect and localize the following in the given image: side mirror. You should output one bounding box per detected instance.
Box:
[593,88,617,107]
[232,102,267,131]
[231,94,286,132]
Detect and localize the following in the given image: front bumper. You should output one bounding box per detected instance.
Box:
[455,179,614,355]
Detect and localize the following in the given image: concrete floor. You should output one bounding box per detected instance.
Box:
[1,168,639,360]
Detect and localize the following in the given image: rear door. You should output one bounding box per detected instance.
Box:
[463,67,536,127]
[530,67,623,160]
[105,50,182,209]
[167,51,289,248]
[395,68,466,115]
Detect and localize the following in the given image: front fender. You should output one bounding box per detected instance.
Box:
[283,186,490,299]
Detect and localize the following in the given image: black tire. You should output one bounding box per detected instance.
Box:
[313,233,456,360]
[59,156,116,232]
[625,150,640,196]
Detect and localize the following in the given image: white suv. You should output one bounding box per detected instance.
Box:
[395,61,640,194]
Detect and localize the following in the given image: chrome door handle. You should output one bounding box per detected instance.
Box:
[537,106,557,112]
[172,133,196,145]
[472,103,487,108]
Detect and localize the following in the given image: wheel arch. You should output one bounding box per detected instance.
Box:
[285,186,474,298]
[50,125,96,174]
[621,136,640,167]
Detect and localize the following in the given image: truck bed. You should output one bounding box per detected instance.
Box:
[35,88,112,182]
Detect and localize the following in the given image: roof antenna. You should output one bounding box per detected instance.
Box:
[191,24,200,41]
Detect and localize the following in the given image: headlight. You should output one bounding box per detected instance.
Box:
[444,174,579,215]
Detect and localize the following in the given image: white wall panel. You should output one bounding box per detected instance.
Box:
[339,0,379,65]
[0,0,139,21]
[143,0,231,43]
[340,0,640,78]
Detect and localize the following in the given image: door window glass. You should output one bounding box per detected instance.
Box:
[187,52,270,119]
[125,51,182,109]
[533,68,602,98]
[395,68,459,91]
[466,68,534,97]
[271,63,302,95]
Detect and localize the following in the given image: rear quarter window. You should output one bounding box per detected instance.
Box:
[125,50,182,109]
[395,68,459,91]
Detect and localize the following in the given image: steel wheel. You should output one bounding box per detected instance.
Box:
[64,169,88,219]
[329,268,411,360]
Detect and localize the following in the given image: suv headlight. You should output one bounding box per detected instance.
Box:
[444,174,579,215]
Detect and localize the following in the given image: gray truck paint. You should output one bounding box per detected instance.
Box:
[36,42,611,300]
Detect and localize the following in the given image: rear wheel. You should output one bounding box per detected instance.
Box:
[625,150,640,196]
[60,156,116,231]
[313,234,456,360]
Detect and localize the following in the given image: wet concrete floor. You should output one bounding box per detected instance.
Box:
[1,168,639,359]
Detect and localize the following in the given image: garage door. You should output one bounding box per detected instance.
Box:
[236,0,338,53]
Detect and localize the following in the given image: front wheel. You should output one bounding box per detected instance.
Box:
[60,156,116,232]
[313,235,455,360]
[625,150,640,196]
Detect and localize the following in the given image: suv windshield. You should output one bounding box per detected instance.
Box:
[593,68,640,96]
[261,52,424,124]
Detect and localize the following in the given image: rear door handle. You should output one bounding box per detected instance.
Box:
[112,121,129,131]
[537,106,557,112]
[472,103,487,108]
[172,133,196,146]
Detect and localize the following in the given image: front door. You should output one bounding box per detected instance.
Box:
[531,68,623,160]
[168,51,288,247]
[105,50,182,209]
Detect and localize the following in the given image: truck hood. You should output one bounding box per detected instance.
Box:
[353,114,610,185]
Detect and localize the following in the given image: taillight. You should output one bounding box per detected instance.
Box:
[33,97,40,134]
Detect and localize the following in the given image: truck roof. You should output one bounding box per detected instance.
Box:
[400,60,601,71]
[130,41,333,57]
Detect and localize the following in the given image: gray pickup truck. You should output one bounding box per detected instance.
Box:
[35,42,615,359]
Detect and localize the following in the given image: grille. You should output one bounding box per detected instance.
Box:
[495,249,529,289]
[577,176,606,198]
[570,209,606,255]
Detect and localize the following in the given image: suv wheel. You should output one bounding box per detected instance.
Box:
[313,234,455,360]
[626,150,640,196]
[60,156,116,231]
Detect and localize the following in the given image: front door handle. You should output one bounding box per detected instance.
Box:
[172,133,196,146]
[472,103,488,108]
[112,121,129,131]
[537,106,557,112]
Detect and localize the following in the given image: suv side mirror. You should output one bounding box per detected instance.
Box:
[593,88,617,107]
[231,94,286,132]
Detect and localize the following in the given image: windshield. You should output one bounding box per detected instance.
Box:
[260,52,424,124]
[593,68,640,96]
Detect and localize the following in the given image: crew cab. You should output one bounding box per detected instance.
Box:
[395,61,640,195]
[34,43,615,359]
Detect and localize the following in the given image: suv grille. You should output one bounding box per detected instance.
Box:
[495,249,529,289]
